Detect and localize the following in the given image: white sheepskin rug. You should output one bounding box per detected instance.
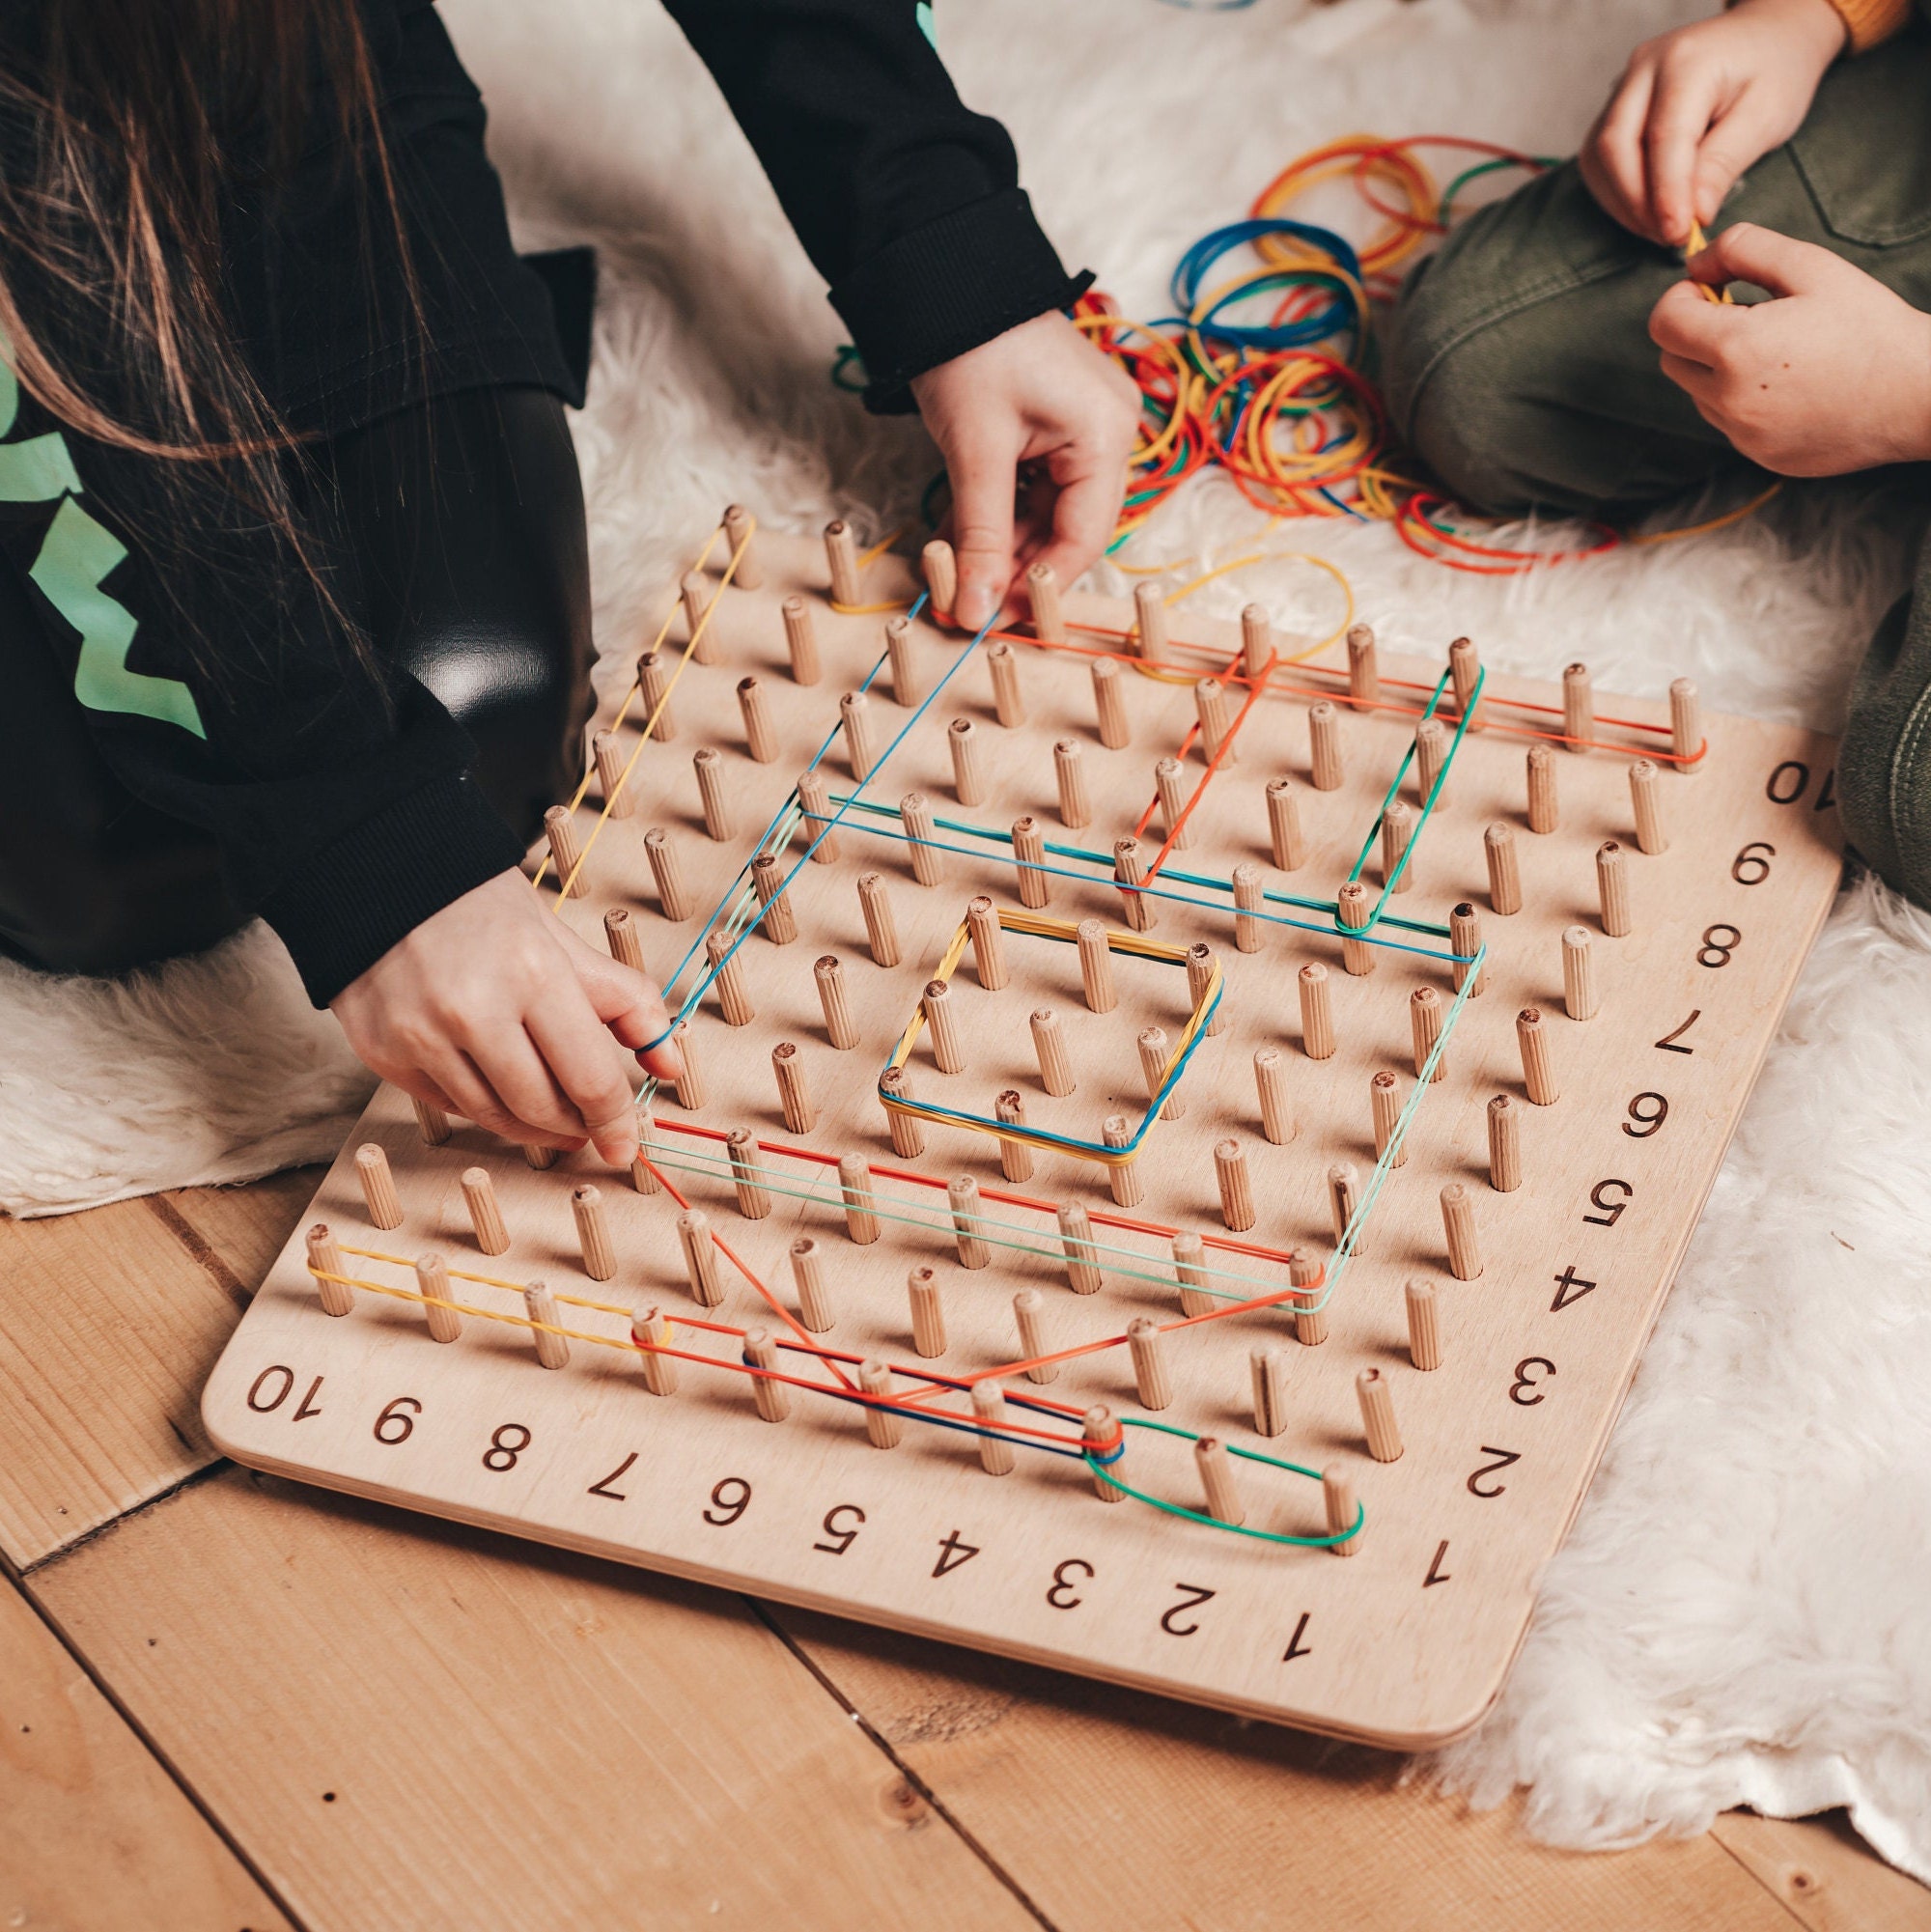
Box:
[6,0,1927,1883]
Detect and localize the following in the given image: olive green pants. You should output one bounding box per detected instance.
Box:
[1382,23,1931,904]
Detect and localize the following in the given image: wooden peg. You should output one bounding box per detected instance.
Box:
[668,1020,707,1109]
[1232,862,1265,953]
[1012,817,1049,909]
[645,826,694,922]
[986,641,1025,726]
[593,730,634,818]
[1194,1438,1245,1526]
[1013,1287,1055,1383]
[859,1359,903,1446]
[1449,635,1483,730]
[1241,603,1273,681]
[1347,623,1380,705]
[727,1129,772,1218]
[1411,984,1445,1080]
[1630,759,1667,854]
[1670,677,1702,769]
[680,573,715,661]
[1138,1024,1188,1124]
[1324,1469,1359,1556]
[306,1223,354,1317]
[856,873,901,967]
[1337,880,1376,976]
[922,538,957,622]
[1327,1163,1359,1250]
[1406,1278,1442,1370]
[1055,740,1092,829]
[413,1251,462,1344]
[1300,962,1336,1059]
[972,1382,1016,1474]
[1308,701,1344,790]
[1076,919,1116,1013]
[1449,902,1486,995]
[1059,1201,1103,1293]
[522,1143,559,1171]
[1251,1346,1291,1437]
[1194,678,1237,767]
[544,806,587,898]
[525,1281,571,1371]
[1174,1230,1213,1317]
[922,979,965,1074]
[1128,1317,1172,1409]
[781,595,822,686]
[885,616,919,708]
[705,929,755,1026]
[411,1096,451,1146]
[1113,837,1154,932]
[631,1306,680,1395]
[1266,776,1305,871]
[1441,1182,1482,1279]
[1517,1006,1557,1105]
[632,1110,662,1196]
[824,518,861,607]
[1526,742,1558,833]
[1562,925,1598,1021]
[1214,1138,1255,1232]
[636,648,679,740]
[1381,799,1415,894]
[1091,656,1131,747]
[1562,661,1593,749]
[815,956,857,1050]
[1488,1093,1522,1191]
[1597,840,1633,936]
[948,717,987,804]
[908,1266,947,1357]
[1254,1047,1295,1144]
[604,907,645,973]
[1371,1071,1405,1166]
[965,896,1007,991]
[1085,1405,1128,1501]
[838,1155,881,1245]
[1485,821,1522,916]
[796,769,839,862]
[677,1210,723,1304]
[721,503,762,588]
[356,1142,403,1230]
[1414,717,1448,804]
[572,1185,616,1280]
[772,1041,816,1134]
[737,678,778,764]
[1188,943,1224,1037]
[743,1329,791,1423]
[790,1237,833,1331]
[1153,756,1189,849]
[879,1067,926,1159]
[748,854,797,944]
[995,1090,1034,1183]
[1104,1115,1142,1207]
[839,690,876,779]
[1357,1367,1403,1462]
[1133,581,1167,659]
[899,792,940,886]
[948,1174,991,1269]
[1027,561,1066,643]
[1032,1008,1075,1096]
[1291,1246,1328,1346]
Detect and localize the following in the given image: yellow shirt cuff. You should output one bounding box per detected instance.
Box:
[1825,0,1913,52]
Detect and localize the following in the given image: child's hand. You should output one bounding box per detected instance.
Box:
[1650,222,1931,473]
[1581,0,1845,248]
[329,870,682,1168]
[911,310,1141,632]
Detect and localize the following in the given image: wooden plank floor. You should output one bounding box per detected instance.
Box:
[3,1173,1925,1931]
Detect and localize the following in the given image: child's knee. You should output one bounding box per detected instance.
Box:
[1839,588,1931,906]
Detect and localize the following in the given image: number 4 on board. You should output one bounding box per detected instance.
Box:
[933,1529,980,1577]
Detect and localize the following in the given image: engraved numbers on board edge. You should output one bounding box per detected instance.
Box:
[1697,925,1741,969]
[933,1529,980,1578]
[1731,841,1775,885]
[246,1365,323,1420]
[1161,1583,1217,1638]
[1623,1092,1669,1137]
[1467,1447,1521,1498]
[1509,1358,1557,1405]
[588,1452,637,1501]
[483,1423,531,1472]
[1583,1178,1633,1227]
[814,1504,865,1555]
[1767,760,1808,805]
[374,1395,421,1444]
[703,1477,751,1526]
[1281,1611,1314,1662]
[1046,1559,1093,1610]
[1655,1011,1699,1054]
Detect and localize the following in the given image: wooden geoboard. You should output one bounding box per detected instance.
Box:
[204,519,1841,1750]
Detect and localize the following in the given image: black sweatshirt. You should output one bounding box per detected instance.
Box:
[2,0,1086,1004]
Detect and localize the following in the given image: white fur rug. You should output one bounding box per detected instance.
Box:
[6,0,1927,1884]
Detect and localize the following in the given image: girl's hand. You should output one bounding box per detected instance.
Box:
[911,310,1141,633]
[329,869,682,1167]
[1650,222,1931,473]
[1581,0,1846,248]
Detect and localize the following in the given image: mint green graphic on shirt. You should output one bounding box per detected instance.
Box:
[915,2,938,50]
[31,493,206,740]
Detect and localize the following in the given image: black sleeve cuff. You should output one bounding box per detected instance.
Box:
[829,187,1094,413]
[259,769,525,1007]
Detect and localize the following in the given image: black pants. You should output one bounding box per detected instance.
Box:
[0,385,593,976]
